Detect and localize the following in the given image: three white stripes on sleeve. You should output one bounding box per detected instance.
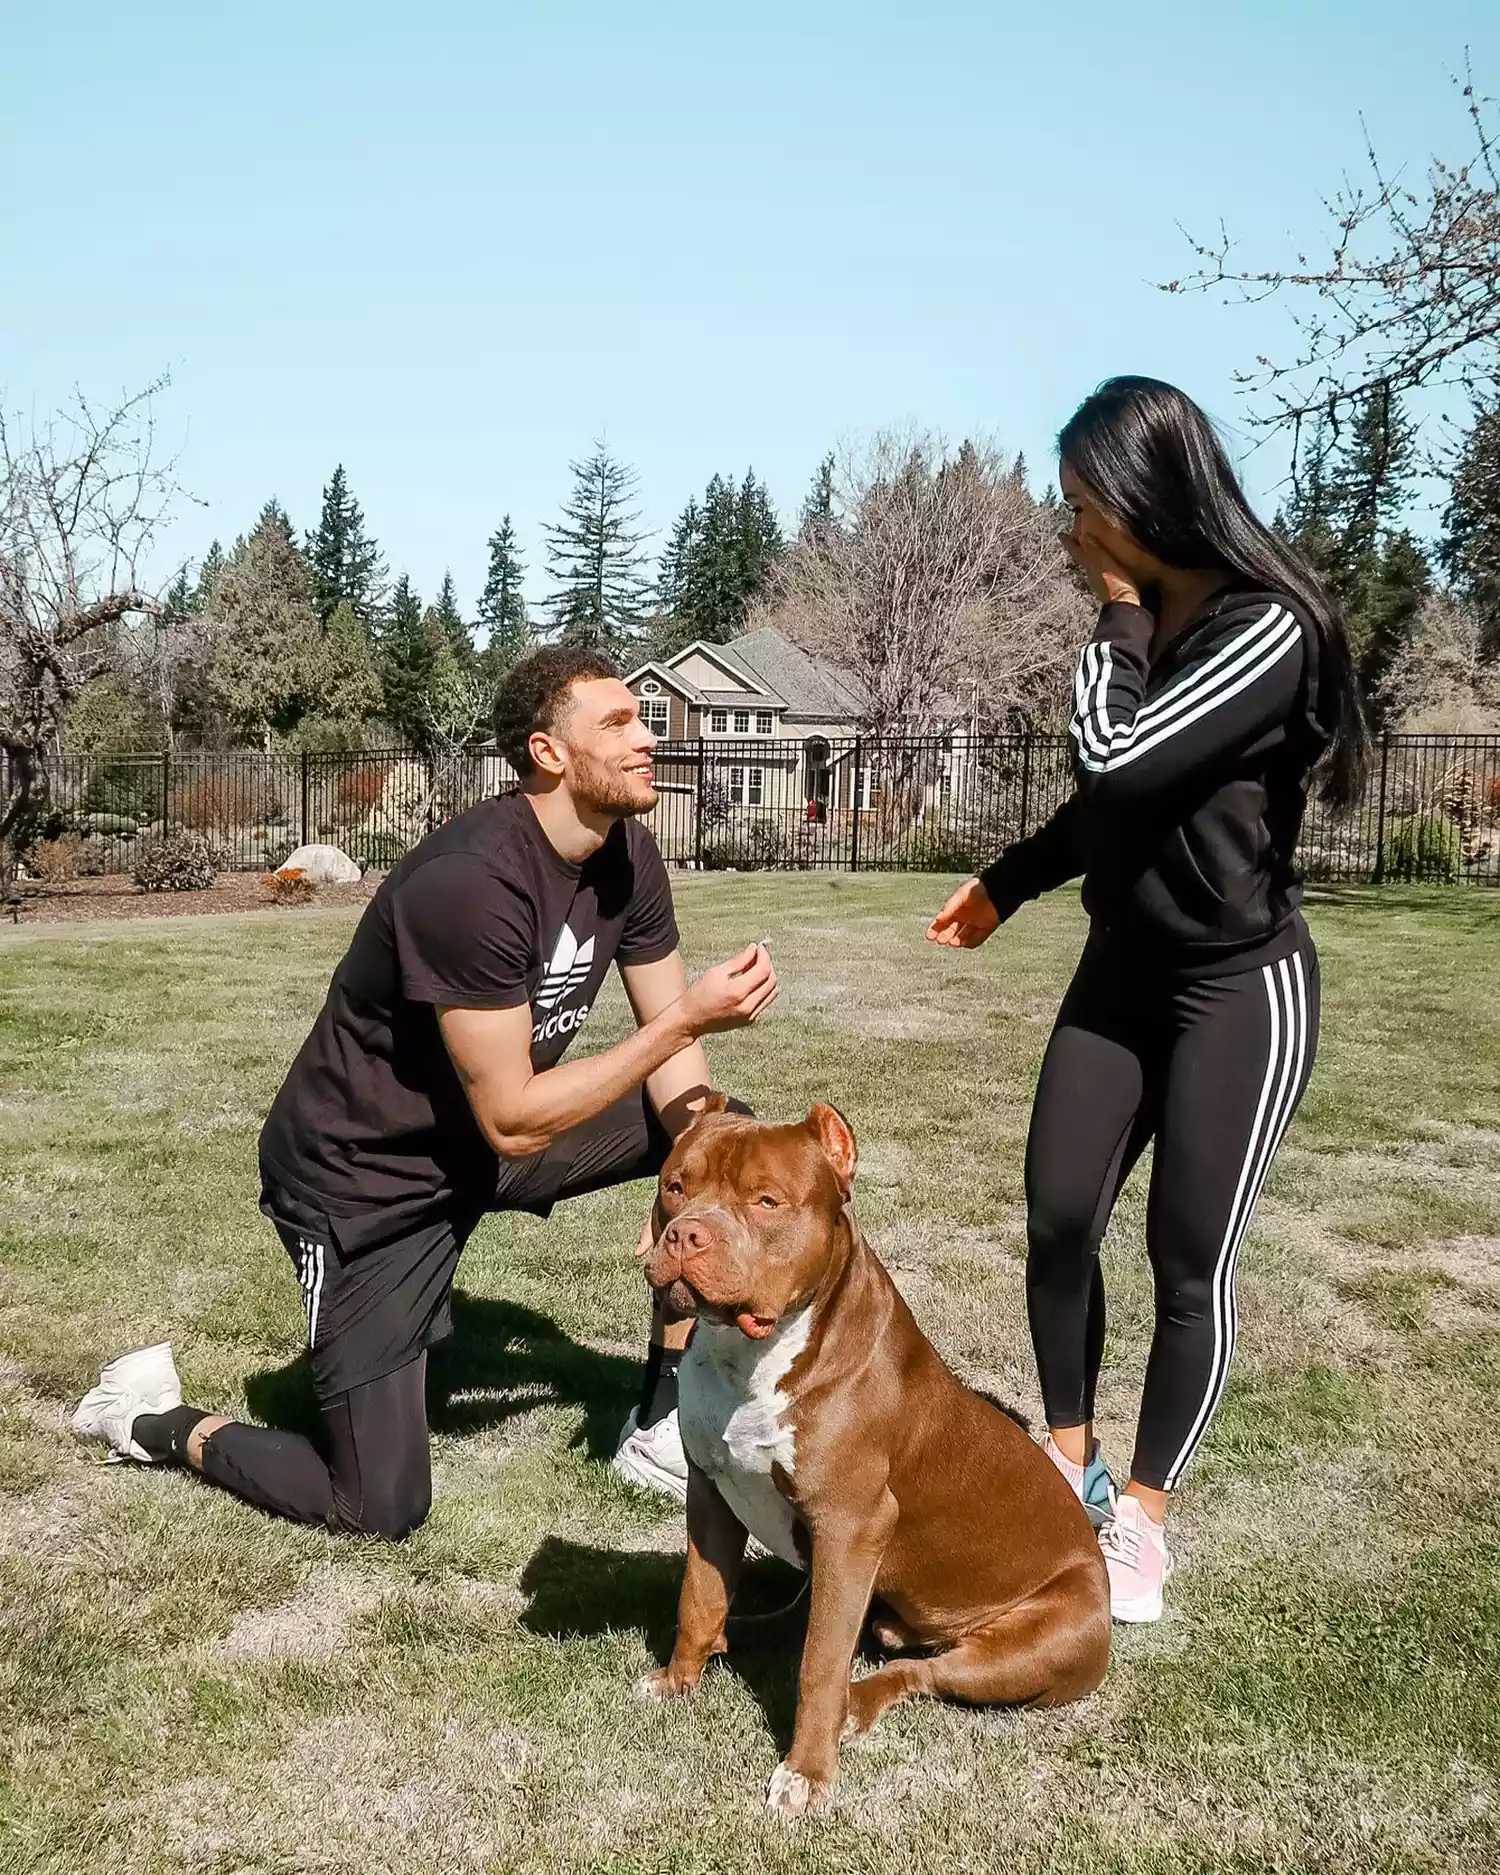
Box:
[1071,603,1301,774]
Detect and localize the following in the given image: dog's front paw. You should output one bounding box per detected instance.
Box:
[635,1665,697,1701]
[764,1761,834,1822]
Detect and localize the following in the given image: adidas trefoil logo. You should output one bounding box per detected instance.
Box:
[533,923,595,1043]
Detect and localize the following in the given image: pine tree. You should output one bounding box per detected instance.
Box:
[306,464,389,625]
[258,497,297,545]
[544,444,652,652]
[799,452,836,543]
[476,516,529,664]
[1359,530,1432,710]
[205,511,325,748]
[735,470,784,599]
[163,568,194,622]
[432,571,474,669]
[656,470,785,647]
[1440,404,1500,658]
[1280,391,1430,700]
[377,575,430,747]
[194,540,227,613]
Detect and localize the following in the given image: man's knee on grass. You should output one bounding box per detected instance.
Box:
[333,1462,432,1542]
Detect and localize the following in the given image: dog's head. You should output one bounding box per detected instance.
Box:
[639,1097,857,1339]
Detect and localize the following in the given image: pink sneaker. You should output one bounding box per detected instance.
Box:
[1098,1494,1174,1623]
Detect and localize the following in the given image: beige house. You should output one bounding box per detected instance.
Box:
[625,627,877,816]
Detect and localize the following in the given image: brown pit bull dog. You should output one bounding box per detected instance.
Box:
[637,1097,1110,1822]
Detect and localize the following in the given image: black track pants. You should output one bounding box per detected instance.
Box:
[1025,933,1319,1491]
[197,1089,747,1536]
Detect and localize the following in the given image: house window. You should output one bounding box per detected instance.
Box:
[641,697,669,735]
[852,766,873,810]
[710,708,728,734]
[733,709,751,734]
[729,764,743,801]
[747,766,764,806]
[641,678,661,695]
[755,710,773,736]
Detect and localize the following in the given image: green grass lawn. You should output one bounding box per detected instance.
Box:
[1,876,1498,1874]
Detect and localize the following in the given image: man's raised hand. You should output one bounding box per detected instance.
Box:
[678,943,779,1036]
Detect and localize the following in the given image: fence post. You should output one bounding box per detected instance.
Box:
[160,749,170,834]
[849,737,863,872]
[1372,732,1391,885]
[693,742,705,871]
[1018,734,1033,840]
[300,750,310,849]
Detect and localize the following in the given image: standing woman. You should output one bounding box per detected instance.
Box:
[928,377,1369,1623]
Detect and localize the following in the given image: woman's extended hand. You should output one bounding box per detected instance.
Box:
[926,877,1001,950]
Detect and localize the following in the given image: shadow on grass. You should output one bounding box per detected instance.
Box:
[517,1534,808,1748]
[1305,883,1500,924]
[244,1287,638,1463]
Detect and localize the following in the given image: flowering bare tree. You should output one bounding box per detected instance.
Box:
[0,378,184,876]
[1165,68,1499,467]
[752,430,1087,740]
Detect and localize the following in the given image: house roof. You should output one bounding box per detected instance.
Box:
[630,626,870,724]
[727,628,867,720]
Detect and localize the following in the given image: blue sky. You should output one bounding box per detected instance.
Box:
[3,1,1494,615]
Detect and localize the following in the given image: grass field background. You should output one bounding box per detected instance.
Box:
[1,876,1498,1874]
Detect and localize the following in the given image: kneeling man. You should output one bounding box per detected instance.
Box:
[72,649,776,1536]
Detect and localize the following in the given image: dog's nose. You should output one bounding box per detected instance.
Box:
[663,1217,712,1256]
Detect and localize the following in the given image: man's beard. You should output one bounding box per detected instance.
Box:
[569,748,658,819]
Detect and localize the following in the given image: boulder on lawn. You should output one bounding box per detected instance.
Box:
[275,843,362,886]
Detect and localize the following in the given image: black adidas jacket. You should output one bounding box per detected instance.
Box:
[980,587,1332,975]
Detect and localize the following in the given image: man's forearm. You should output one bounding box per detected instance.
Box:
[645,1039,715,1139]
[490,1005,696,1156]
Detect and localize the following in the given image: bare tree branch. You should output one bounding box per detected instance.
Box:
[1163,63,1499,457]
[0,377,184,876]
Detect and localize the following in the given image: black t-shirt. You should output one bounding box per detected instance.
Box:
[259,791,680,1235]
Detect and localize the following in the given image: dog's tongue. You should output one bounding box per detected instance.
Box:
[736,1310,775,1340]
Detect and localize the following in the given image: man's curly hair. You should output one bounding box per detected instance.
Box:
[491,646,621,778]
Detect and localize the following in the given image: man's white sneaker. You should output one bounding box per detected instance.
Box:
[70,1343,182,1464]
[612,1406,690,1503]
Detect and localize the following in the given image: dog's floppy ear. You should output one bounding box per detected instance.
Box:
[807,1101,857,1196]
[700,1091,730,1116]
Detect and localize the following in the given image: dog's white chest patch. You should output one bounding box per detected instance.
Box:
[678,1310,813,1570]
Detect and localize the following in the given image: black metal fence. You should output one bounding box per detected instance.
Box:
[19,733,1500,886]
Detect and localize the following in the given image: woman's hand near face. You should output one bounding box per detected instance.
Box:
[1059,476,1144,607]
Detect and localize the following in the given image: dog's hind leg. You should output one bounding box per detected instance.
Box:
[842,1565,1109,1741]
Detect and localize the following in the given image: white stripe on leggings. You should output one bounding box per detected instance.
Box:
[307,1241,326,1350]
[1164,953,1309,1487]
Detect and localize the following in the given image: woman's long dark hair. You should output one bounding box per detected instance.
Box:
[1058,375,1370,811]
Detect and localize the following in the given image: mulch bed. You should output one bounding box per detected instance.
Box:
[7,871,386,926]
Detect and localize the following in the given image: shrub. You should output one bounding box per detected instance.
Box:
[82,758,162,823]
[354,832,409,871]
[76,839,111,878]
[336,763,392,814]
[76,812,140,838]
[169,775,260,835]
[1385,814,1463,883]
[28,834,84,883]
[703,820,794,871]
[261,867,318,907]
[884,821,988,873]
[132,832,219,893]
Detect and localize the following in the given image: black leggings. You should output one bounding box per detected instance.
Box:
[1025,933,1319,1491]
